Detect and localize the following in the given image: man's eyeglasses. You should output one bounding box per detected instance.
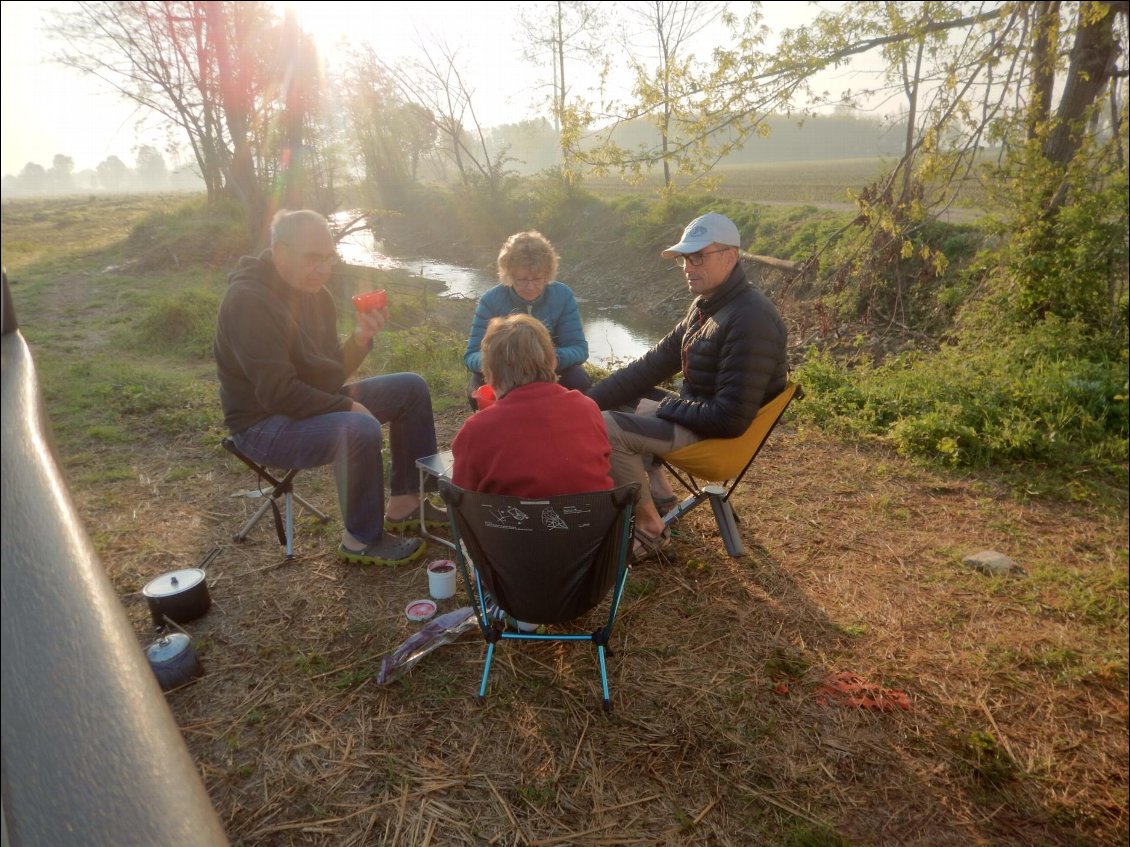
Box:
[512,275,548,286]
[283,242,340,269]
[673,247,731,268]
[300,251,340,270]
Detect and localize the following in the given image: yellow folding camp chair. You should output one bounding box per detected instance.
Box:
[660,382,802,557]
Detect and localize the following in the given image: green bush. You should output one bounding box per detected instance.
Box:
[794,317,1129,474]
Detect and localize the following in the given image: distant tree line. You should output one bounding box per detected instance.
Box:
[484,109,910,175]
[1,145,205,198]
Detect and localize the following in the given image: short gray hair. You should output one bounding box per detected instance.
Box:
[270,209,329,247]
[482,314,558,396]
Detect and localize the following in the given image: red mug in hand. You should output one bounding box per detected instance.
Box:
[472,384,496,411]
[352,289,388,312]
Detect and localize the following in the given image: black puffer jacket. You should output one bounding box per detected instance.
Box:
[588,263,788,438]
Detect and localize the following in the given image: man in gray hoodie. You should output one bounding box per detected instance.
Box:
[214,209,443,566]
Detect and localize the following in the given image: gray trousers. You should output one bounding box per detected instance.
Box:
[601,397,700,508]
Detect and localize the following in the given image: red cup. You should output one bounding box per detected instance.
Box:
[472,384,496,411]
[352,289,387,312]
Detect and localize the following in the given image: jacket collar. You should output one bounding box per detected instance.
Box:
[695,263,749,315]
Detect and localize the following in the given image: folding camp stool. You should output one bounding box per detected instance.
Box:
[221,437,330,558]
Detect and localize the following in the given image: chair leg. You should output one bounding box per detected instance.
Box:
[291,492,330,522]
[233,497,275,543]
[478,643,497,702]
[284,492,294,559]
[662,491,708,528]
[597,645,613,712]
[706,484,746,557]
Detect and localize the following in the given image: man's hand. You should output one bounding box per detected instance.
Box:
[353,305,387,346]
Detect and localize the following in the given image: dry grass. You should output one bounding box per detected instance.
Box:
[77,406,1128,847]
[7,194,1125,846]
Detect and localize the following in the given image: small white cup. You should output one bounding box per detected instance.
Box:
[427,560,457,600]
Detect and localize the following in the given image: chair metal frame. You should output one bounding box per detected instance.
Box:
[438,480,640,711]
[660,382,802,557]
[221,437,329,559]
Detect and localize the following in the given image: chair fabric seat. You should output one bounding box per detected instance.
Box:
[662,382,800,481]
[659,382,801,557]
[438,480,640,710]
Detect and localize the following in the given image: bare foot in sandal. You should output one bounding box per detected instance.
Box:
[632,527,672,562]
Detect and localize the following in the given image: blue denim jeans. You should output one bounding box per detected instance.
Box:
[232,373,438,545]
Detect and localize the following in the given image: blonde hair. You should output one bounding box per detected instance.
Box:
[481,314,558,396]
[497,230,559,286]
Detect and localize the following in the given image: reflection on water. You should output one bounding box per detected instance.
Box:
[333,212,668,366]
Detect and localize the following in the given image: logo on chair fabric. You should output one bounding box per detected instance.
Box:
[540,508,567,530]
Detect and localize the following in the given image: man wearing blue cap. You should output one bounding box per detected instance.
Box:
[587,212,789,561]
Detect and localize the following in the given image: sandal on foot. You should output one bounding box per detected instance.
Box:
[384,499,448,533]
[653,494,679,514]
[632,527,672,563]
[338,533,425,567]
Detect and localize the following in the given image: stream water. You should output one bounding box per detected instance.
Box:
[334,213,668,367]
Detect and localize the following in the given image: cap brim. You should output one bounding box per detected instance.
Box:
[661,239,713,259]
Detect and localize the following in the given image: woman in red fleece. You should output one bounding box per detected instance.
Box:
[452,314,611,497]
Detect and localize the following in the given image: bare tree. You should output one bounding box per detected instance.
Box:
[50,1,323,233]
[384,41,513,197]
[618,0,730,191]
[342,46,438,207]
[517,1,608,176]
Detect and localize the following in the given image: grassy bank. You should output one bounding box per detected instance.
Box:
[2,193,1126,847]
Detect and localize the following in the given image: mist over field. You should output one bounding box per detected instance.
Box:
[1,110,906,200]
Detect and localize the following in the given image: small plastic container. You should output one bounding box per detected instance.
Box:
[405,599,437,622]
[427,560,457,600]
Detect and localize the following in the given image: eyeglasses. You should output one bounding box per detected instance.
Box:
[282,242,339,269]
[299,251,339,270]
[673,247,731,268]
[512,275,548,286]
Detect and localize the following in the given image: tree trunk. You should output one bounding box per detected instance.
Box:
[1027,1,1061,141]
[1043,3,1118,169]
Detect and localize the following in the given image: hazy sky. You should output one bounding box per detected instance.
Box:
[0,1,848,178]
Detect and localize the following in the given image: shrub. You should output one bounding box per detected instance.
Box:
[794,317,1129,474]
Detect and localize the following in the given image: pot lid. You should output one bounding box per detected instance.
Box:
[146,632,192,662]
[142,568,206,598]
[405,599,437,622]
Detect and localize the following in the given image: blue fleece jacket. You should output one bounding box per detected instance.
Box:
[463,281,589,374]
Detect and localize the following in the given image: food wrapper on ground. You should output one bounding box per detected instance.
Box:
[374,606,478,686]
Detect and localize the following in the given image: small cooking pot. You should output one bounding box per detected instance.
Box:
[146,632,204,690]
[142,568,211,628]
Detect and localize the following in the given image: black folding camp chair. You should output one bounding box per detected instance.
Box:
[660,382,802,557]
[438,480,640,712]
[221,437,329,559]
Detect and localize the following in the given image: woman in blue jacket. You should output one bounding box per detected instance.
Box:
[464,231,590,405]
